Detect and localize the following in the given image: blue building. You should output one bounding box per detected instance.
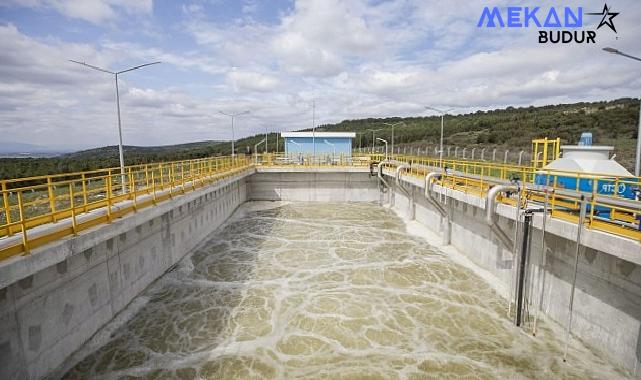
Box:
[281,132,355,157]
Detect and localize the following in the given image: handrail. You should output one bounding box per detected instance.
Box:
[1,152,639,261]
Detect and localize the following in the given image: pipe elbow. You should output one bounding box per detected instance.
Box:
[424,172,442,197]
[486,185,518,225]
[395,164,409,185]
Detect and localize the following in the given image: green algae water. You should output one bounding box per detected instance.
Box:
[61,202,630,379]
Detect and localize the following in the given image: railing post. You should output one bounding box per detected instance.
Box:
[128,167,134,200]
[2,181,12,236]
[181,163,186,193]
[190,161,195,190]
[131,170,138,211]
[81,173,88,212]
[151,171,157,204]
[47,177,57,222]
[69,183,77,235]
[17,191,29,254]
[145,165,150,190]
[107,171,113,222]
[168,164,174,198]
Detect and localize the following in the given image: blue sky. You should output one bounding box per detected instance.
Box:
[1,0,640,150]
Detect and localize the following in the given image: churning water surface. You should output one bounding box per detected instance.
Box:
[62,202,629,380]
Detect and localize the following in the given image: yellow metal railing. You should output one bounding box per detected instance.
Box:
[1,152,639,261]
[532,137,561,168]
[0,155,253,259]
[385,155,641,243]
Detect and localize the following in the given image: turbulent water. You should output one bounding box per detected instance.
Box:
[62,202,629,380]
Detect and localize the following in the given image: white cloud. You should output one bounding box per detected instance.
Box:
[2,0,641,150]
[227,70,280,92]
[4,0,153,24]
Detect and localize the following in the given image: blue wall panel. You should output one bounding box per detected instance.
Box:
[284,137,352,156]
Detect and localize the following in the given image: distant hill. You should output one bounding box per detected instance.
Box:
[306,98,639,171]
[1,98,638,180]
[0,142,64,154]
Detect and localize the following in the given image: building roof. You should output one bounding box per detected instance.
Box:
[281,132,356,138]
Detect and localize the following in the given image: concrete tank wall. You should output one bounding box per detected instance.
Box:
[385,172,641,378]
[0,172,250,380]
[247,168,380,202]
[1,167,639,379]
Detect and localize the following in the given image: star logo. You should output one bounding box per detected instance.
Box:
[586,4,619,33]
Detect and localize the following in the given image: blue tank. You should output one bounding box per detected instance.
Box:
[534,173,640,200]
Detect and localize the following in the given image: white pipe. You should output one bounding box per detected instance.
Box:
[395,164,409,188]
[425,172,446,217]
[486,185,518,225]
[377,161,391,189]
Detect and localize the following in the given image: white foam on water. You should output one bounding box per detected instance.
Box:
[58,202,633,380]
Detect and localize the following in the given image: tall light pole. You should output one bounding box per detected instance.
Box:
[254,138,265,164]
[264,126,269,153]
[376,138,388,160]
[312,100,316,157]
[70,59,161,192]
[219,110,250,158]
[603,47,641,176]
[367,129,382,153]
[382,121,405,156]
[425,106,454,171]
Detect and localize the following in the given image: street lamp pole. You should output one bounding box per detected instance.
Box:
[219,110,250,158]
[368,129,382,153]
[312,100,316,158]
[376,138,388,160]
[70,59,161,193]
[425,106,454,172]
[382,121,405,156]
[254,138,265,164]
[603,47,641,176]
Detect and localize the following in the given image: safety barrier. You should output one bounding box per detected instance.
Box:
[1,152,639,260]
[0,155,253,259]
[386,154,641,242]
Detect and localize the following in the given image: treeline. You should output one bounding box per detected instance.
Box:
[1,98,638,180]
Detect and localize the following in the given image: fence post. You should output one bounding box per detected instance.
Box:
[107,171,113,222]
[81,173,88,212]
[69,183,77,235]
[2,181,12,236]
[47,177,57,222]
[17,191,29,254]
